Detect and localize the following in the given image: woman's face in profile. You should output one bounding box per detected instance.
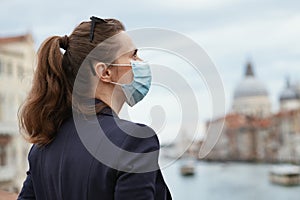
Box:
[110,31,142,85]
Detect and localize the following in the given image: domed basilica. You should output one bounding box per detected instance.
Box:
[232,61,300,117]
[232,61,271,118]
[204,61,300,163]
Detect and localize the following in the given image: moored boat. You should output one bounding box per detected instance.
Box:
[269,165,300,186]
[180,158,196,176]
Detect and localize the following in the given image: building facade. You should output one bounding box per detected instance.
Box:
[203,61,300,164]
[0,34,35,192]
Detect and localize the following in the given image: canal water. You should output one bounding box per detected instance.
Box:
[161,160,300,200]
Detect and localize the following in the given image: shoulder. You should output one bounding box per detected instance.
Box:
[122,121,159,153]
[110,119,160,173]
[95,116,161,172]
[105,117,160,153]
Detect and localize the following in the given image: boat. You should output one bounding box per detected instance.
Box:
[180,158,196,176]
[269,165,300,186]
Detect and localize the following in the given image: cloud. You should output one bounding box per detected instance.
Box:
[144,0,240,11]
[189,14,300,55]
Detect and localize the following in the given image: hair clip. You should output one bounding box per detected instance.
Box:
[90,16,107,42]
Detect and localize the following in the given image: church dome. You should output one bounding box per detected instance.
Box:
[280,89,298,101]
[280,79,299,101]
[291,83,300,97]
[233,62,268,99]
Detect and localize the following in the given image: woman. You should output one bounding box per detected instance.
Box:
[17,16,172,200]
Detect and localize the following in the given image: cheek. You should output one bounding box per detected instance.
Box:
[118,68,133,84]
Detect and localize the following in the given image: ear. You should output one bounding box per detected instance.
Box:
[94,62,112,83]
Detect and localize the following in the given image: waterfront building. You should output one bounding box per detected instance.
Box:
[0,34,35,192]
[204,61,300,164]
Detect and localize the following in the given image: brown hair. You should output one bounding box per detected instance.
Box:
[19,18,125,146]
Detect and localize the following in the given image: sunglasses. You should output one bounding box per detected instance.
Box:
[89,16,107,42]
[89,16,108,75]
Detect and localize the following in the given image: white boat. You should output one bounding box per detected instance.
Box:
[269,165,300,186]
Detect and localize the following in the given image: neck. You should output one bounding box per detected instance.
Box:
[95,85,124,114]
[108,95,124,114]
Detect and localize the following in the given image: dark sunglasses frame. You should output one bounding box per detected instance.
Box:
[89,16,108,75]
[89,16,107,42]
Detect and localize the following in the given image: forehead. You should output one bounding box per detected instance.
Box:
[88,31,136,63]
[115,31,136,57]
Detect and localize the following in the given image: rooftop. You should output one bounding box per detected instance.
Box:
[0,34,33,44]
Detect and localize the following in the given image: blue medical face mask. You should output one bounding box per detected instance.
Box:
[109,61,152,107]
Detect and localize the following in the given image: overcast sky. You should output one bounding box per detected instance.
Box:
[1,0,299,143]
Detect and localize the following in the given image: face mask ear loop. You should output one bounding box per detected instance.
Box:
[108,63,132,67]
[110,81,123,86]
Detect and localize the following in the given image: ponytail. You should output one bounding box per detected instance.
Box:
[19,36,72,145]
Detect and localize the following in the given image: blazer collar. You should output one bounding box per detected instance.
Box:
[98,106,119,118]
[95,98,119,118]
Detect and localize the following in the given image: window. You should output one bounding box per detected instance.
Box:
[0,145,7,166]
[0,94,3,121]
[7,61,13,76]
[0,59,3,74]
[18,65,24,79]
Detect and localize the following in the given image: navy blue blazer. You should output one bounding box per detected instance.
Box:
[18,105,172,200]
